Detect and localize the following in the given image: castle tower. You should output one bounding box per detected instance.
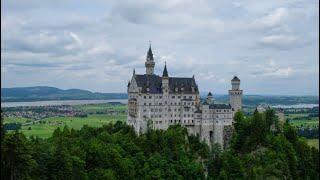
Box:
[145,44,155,75]
[229,76,243,112]
[162,62,169,95]
[206,92,213,104]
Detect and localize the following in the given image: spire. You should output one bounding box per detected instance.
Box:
[208,92,212,96]
[133,68,136,76]
[162,62,168,77]
[147,43,154,61]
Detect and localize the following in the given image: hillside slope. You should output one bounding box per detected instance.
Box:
[1,86,127,102]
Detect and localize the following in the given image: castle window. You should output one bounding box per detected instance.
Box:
[188,114,190,117]
[175,102,177,105]
[159,96,162,99]
[192,120,194,123]
[151,115,153,118]
[178,96,181,99]
[189,96,192,99]
[144,103,146,105]
[191,114,194,117]
[184,114,186,117]
[159,115,162,118]
[192,102,194,105]
[183,96,186,99]
[172,96,175,98]
[149,96,152,99]
[170,120,173,123]
[144,96,146,99]
[149,103,151,105]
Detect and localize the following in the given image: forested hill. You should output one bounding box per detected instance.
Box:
[1,86,127,102]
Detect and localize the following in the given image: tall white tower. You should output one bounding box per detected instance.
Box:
[229,76,243,112]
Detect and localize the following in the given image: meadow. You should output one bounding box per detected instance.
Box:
[285,113,319,128]
[4,103,127,138]
[307,139,319,150]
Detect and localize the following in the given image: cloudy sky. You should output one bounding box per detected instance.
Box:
[1,0,319,95]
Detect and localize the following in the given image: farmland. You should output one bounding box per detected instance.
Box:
[3,103,127,138]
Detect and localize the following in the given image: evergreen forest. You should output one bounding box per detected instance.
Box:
[1,109,319,179]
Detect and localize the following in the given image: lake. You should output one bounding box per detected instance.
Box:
[1,99,128,107]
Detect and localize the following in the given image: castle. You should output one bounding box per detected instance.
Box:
[127,45,243,147]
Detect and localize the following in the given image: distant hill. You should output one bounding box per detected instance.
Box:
[1,86,127,102]
[1,86,318,105]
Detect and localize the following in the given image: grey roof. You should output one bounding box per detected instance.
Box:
[209,104,232,109]
[147,46,154,61]
[207,92,212,96]
[231,76,240,81]
[162,64,168,77]
[134,74,198,94]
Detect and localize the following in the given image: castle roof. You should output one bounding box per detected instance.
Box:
[162,63,168,77]
[134,74,198,94]
[209,104,232,109]
[207,92,212,96]
[231,76,240,81]
[146,45,154,61]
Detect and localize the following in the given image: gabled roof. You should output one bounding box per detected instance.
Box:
[133,74,198,94]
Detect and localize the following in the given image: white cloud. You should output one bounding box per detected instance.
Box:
[1,0,318,95]
[252,8,289,29]
[256,59,293,78]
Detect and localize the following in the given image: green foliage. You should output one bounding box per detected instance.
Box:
[222,109,319,180]
[0,109,319,179]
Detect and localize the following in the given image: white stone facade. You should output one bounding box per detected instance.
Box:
[127,46,243,147]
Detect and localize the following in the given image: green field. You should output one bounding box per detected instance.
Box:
[4,117,32,124]
[5,114,126,138]
[307,139,319,150]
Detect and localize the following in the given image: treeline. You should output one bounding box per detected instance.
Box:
[210,95,319,106]
[297,128,319,139]
[1,109,319,179]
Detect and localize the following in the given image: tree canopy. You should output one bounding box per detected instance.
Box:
[1,109,318,179]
